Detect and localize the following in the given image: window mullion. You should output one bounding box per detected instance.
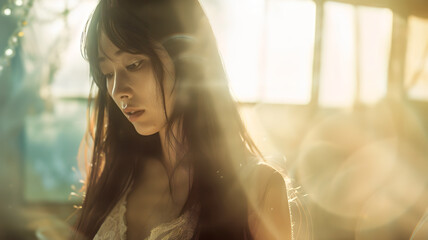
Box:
[310,0,324,109]
[354,5,361,107]
[387,13,408,100]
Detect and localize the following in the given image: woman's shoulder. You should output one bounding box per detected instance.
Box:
[242,157,292,240]
[239,157,288,207]
[240,156,286,182]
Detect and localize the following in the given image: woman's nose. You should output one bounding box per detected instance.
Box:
[111,70,133,100]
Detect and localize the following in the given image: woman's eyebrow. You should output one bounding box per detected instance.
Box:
[98,49,125,62]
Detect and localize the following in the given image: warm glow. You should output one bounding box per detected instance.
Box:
[358,6,392,104]
[405,16,428,101]
[319,2,392,107]
[201,0,264,102]
[201,0,315,104]
[264,0,315,104]
[319,2,357,108]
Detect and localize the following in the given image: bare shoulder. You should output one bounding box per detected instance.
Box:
[243,162,286,204]
[245,162,292,240]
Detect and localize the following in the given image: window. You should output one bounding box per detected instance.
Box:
[319,2,392,107]
[201,0,265,102]
[264,0,316,104]
[202,0,393,107]
[22,1,96,203]
[201,0,316,104]
[405,16,428,101]
[24,101,85,202]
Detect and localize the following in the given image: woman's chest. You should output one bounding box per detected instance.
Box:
[125,160,192,239]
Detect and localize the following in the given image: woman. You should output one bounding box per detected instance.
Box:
[73,0,292,239]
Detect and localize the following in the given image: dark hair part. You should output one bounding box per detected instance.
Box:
[73,0,263,239]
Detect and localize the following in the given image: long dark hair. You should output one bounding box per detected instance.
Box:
[73,0,262,239]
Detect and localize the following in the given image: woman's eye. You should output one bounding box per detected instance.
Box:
[126,60,143,71]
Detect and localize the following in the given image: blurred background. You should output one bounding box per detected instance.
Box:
[0,0,428,239]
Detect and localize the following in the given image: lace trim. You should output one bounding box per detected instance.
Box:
[94,190,199,240]
[93,194,128,240]
[119,196,128,239]
[145,205,199,240]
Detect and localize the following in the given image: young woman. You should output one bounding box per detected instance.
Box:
[73,0,292,239]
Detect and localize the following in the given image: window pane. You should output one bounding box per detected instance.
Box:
[319,1,356,108]
[263,0,316,104]
[405,16,428,101]
[19,0,96,203]
[358,6,392,104]
[24,100,86,202]
[201,0,264,102]
[50,1,95,98]
[22,1,95,98]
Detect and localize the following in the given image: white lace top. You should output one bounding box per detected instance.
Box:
[93,191,199,240]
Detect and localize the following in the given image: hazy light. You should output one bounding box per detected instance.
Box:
[319,2,356,108]
[3,8,12,16]
[201,0,315,104]
[264,0,316,104]
[358,6,392,104]
[405,16,428,101]
[5,48,14,56]
[297,110,427,233]
[15,0,23,6]
[200,0,264,102]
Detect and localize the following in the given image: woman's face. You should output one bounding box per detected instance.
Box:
[98,33,175,136]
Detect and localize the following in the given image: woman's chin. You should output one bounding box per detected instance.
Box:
[134,125,159,136]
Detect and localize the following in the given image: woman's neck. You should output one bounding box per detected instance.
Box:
[133,123,192,205]
[159,122,184,175]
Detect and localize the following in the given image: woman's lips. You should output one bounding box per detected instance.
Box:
[125,110,145,122]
